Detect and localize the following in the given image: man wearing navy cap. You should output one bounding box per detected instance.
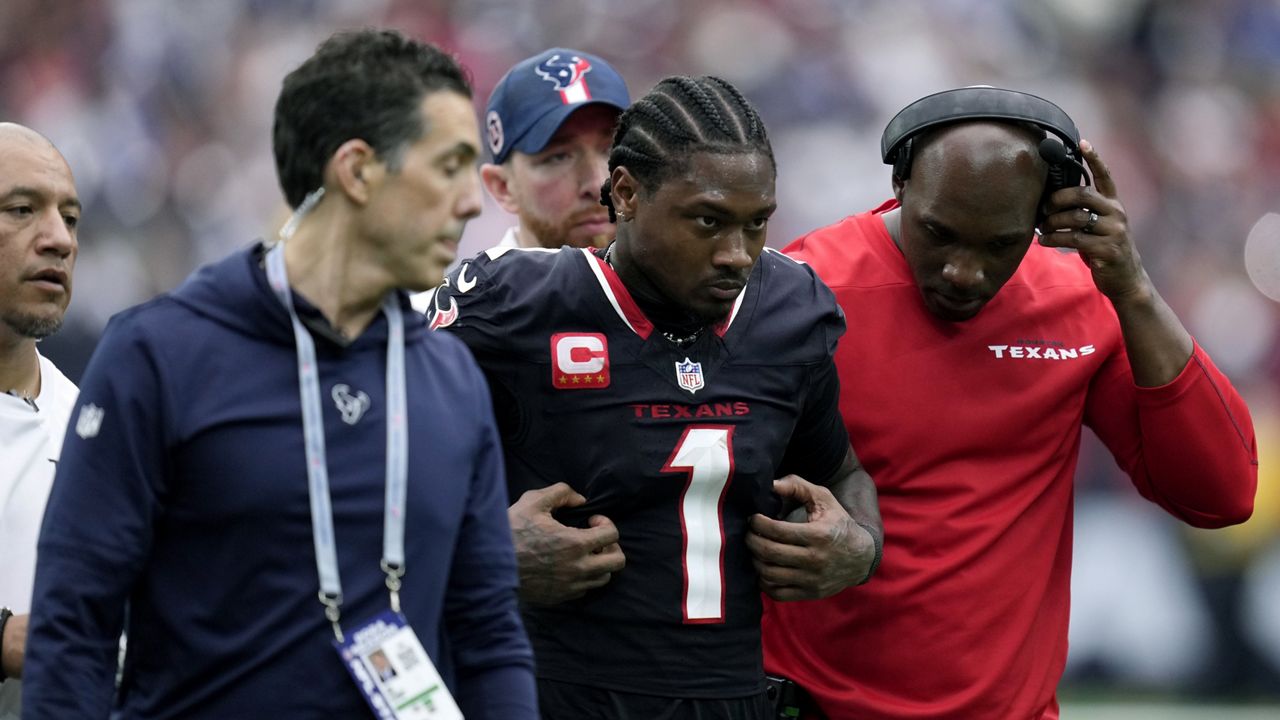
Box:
[480,48,629,250]
[466,49,634,610]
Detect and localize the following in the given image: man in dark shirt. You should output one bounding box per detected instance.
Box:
[431,74,882,720]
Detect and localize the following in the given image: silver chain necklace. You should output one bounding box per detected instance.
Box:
[661,329,703,347]
[604,243,704,347]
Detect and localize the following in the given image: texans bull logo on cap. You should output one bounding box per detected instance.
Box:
[535,53,594,103]
[483,47,630,164]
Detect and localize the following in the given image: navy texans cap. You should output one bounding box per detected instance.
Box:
[484,48,630,164]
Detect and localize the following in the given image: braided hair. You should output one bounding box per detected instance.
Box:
[600,75,774,221]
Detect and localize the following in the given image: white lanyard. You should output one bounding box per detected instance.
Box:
[264,240,408,641]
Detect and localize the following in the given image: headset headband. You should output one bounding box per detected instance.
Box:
[881,87,1080,164]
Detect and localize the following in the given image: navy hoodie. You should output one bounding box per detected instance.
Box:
[22,244,535,719]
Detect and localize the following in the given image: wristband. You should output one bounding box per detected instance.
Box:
[854,522,883,585]
[0,606,12,681]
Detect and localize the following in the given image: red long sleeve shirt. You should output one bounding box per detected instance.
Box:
[763,200,1258,719]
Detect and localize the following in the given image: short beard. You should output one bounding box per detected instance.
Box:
[522,211,613,250]
[521,212,574,249]
[4,311,64,340]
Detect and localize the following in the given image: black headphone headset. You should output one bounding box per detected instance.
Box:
[881,87,1090,218]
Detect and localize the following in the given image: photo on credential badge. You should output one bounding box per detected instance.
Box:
[367,648,399,682]
[338,611,463,719]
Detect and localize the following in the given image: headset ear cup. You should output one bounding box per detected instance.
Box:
[1061,150,1084,188]
[1038,163,1065,226]
[1045,162,1066,196]
[1039,150,1087,223]
[894,138,913,181]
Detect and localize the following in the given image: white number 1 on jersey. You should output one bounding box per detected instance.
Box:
[662,425,735,623]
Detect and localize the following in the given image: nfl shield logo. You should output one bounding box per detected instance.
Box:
[75,403,104,439]
[675,357,704,394]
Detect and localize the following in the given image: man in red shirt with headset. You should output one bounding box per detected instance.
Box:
[763,86,1258,720]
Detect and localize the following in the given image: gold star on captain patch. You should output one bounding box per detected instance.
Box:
[558,375,568,384]
[572,376,580,384]
[596,374,605,383]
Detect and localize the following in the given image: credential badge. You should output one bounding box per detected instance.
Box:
[675,357,704,394]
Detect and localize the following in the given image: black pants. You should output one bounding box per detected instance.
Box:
[538,678,773,720]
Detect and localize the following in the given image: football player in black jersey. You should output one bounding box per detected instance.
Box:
[429,75,882,720]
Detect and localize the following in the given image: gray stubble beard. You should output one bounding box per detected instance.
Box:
[3,310,64,340]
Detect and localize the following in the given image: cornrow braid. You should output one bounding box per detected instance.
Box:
[704,76,759,138]
[600,144,659,221]
[599,75,774,219]
[669,76,733,138]
[630,97,695,143]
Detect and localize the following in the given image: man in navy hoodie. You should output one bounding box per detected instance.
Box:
[22,30,536,719]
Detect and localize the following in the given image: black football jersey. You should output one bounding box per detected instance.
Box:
[429,246,849,698]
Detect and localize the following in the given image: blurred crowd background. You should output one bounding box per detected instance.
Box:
[4,0,1277,707]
